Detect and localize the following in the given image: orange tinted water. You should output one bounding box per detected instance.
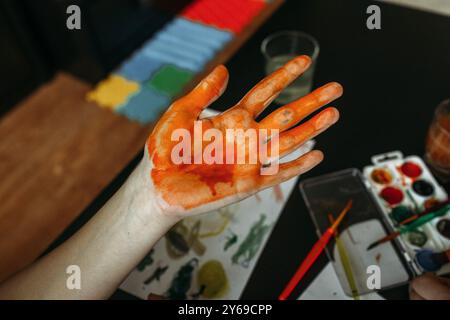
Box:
[426,114,450,173]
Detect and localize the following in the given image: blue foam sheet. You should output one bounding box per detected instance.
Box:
[117,87,170,124]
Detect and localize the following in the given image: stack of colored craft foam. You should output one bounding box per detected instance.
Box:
[87,0,267,124]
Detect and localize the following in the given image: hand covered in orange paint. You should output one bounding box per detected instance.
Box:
[144,56,343,217]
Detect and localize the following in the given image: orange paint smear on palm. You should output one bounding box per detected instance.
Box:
[146,56,343,212]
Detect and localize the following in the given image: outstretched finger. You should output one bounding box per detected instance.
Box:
[259,150,324,188]
[173,65,229,117]
[260,82,343,131]
[273,107,339,158]
[237,55,311,117]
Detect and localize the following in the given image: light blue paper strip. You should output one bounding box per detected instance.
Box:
[169,18,233,45]
[141,45,204,72]
[143,40,206,66]
[154,32,215,61]
[115,54,164,82]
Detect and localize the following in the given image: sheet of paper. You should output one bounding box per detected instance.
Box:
[120,140,315,300]
[298,263,384,300]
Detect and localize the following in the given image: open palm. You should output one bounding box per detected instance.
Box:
[146,56,342,216]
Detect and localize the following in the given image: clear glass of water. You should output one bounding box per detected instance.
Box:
[261,30,319,105]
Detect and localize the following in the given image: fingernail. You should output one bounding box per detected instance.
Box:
[286,57,310,74]
[316,108,339,129]
[319,83,343,103]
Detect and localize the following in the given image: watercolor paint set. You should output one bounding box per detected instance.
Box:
[299,151,450,297]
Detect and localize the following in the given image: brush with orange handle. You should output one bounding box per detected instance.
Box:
[279,200,353,300]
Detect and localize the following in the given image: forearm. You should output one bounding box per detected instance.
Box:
[0,159,178,299]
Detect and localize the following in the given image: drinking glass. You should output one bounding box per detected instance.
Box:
[261,30,319,105]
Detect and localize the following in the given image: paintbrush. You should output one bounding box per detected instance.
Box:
[279,200,353,300]
[367,204,450,251]
[399,199,450,225]
[328,213,360,300]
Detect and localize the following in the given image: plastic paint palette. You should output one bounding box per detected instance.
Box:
[300,151,449,297]
[363,151,450,274]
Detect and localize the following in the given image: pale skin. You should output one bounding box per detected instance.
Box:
[0,56,345,299]
[410,274,450,300]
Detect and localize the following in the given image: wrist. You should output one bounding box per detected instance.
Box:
[121,155,181,231]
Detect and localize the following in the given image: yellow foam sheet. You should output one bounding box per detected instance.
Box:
[87,75,140,109]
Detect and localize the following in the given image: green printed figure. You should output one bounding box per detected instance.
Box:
[136,249,154,271]
[232,215,270,268]
[224,231,238,251]
[166,258,198,299]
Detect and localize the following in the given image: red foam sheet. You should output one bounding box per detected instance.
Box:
[181,0,266,33]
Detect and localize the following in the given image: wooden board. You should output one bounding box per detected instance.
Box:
[0,73,150,281]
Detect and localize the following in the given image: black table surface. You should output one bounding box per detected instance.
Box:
[49,0,450,300]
